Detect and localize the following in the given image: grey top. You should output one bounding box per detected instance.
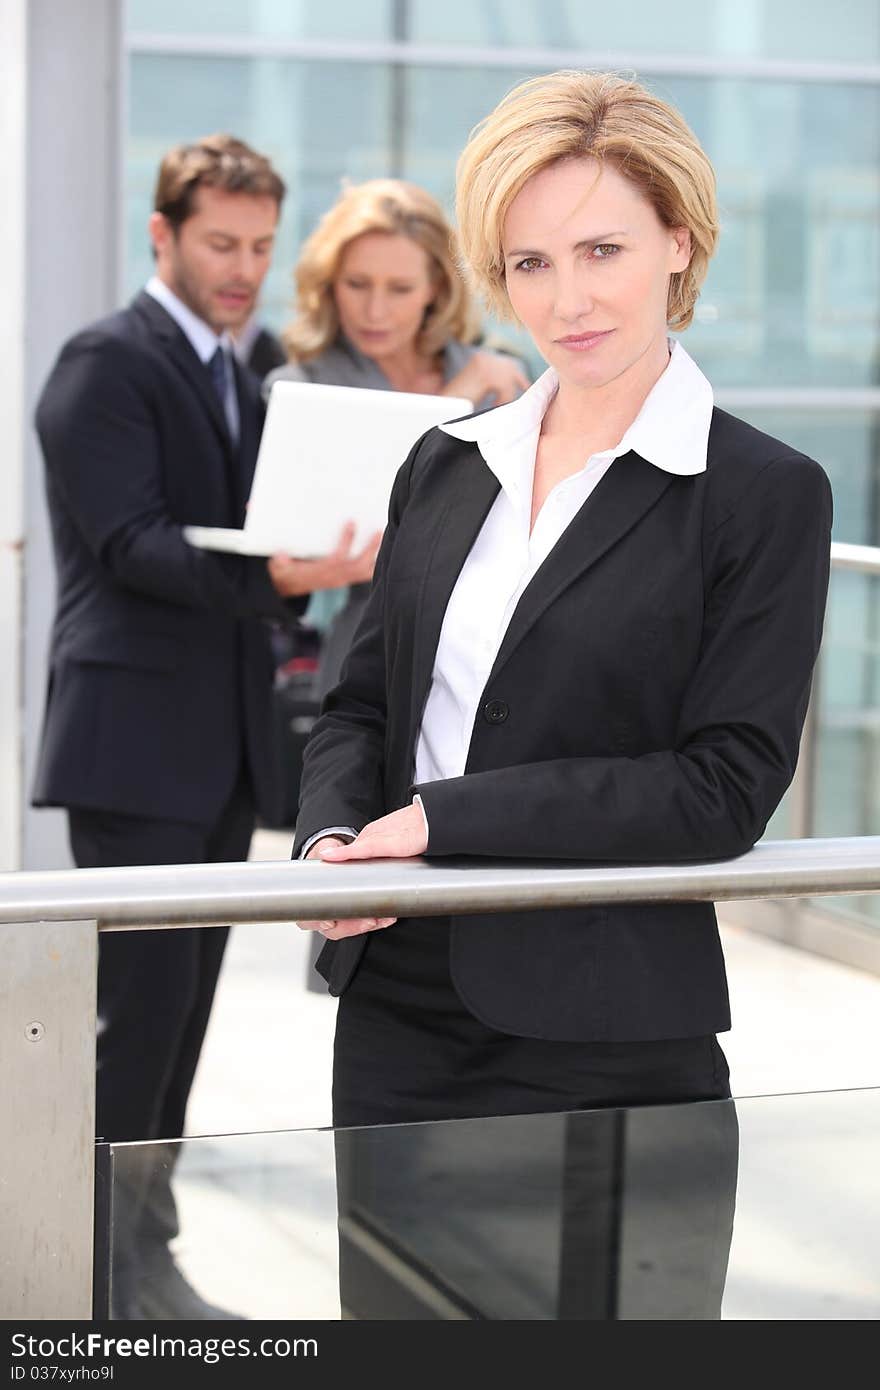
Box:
[262,333,482,401]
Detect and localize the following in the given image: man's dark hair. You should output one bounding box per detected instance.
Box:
[153,133,286,231]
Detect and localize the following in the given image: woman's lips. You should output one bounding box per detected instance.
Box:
[556,329,614,350]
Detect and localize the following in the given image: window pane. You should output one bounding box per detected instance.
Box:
[809,568,880,930]
[732,408,880,546]
[408,0,880,64]
[739,408,880,928]
[401,66,880,388]
[127,56,392,328]
[127,0,393,41]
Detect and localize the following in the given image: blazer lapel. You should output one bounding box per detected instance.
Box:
[133,291,233,454]
[408,443,500,749]
[488,450,677,684]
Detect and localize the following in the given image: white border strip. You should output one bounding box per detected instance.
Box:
[125,33,880,85]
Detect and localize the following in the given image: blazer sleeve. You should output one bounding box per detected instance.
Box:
[415,453,833,863]
[36,335,304,622]
[291,436,423,856]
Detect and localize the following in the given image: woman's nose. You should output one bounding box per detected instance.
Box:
[553,269,594,323]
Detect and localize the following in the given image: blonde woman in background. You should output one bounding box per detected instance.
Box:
[265,178,529,698]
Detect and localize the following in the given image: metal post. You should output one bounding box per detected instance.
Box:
[0,919,97,1318]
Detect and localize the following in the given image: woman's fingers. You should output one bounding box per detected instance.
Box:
[318,917,397,940]
[295,916,397,938]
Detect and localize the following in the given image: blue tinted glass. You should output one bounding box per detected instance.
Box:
[127,0,392,40]
[732,409,880,545]
[127,56,392,327]
[738,408,880,928]
[404,66,880,388]
[408,0,880,62]
[127,47,880,388]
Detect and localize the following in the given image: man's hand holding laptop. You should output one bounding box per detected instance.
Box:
[267,520,382,597]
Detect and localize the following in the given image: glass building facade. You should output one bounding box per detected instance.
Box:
[125,1,880,926]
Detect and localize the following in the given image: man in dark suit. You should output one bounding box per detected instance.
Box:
[32,134,378,1319]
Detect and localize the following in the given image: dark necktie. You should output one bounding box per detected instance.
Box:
[207,345,240,444]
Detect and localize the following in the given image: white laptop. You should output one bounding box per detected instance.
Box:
[183,379,473,558]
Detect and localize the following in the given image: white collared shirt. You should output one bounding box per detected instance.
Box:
[145,276,239,440]
[413,340,714,789]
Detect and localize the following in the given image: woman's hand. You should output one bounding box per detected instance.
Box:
[295,805,428,941]
[442,349,529,408]
[319,803,428,862]
[268,521,382,597]
[297,837,398,941]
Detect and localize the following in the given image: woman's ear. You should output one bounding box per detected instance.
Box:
[670,226,692,270]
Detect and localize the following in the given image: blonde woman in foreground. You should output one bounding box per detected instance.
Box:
[296,73,831,1124]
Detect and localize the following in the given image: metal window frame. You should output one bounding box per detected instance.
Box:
[124,32,880,87]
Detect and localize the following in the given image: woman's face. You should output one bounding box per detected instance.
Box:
[502,157,691,391]
[333,231,437,361]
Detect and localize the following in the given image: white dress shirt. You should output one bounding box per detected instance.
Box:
[413,341,714,791]
[145,276,240,441]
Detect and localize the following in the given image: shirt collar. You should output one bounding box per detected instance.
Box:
[145,276,227,365]
[440,339,714,479]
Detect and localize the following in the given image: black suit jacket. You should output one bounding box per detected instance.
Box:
[32,290,303,826]
[293,410,832,1042]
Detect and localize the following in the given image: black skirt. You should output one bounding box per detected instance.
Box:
[332,916,730,1128]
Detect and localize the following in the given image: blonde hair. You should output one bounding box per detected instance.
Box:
[456,71,719,331]
[282,178,480,360]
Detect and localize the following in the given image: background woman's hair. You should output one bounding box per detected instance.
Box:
[455,70,719,331]
[282,178,480,361]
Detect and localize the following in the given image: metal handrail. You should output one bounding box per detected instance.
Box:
[1,836,880,931]
[830,541,880,574]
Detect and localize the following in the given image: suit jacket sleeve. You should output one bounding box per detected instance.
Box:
[291,436,423,857]
[37,335,304,622]
[415,454,833,863]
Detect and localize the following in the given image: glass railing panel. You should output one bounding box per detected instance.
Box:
[106,1087,880,1320]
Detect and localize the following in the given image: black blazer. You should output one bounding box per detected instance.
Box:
[32,291,303,826]
[293,410,832,1043]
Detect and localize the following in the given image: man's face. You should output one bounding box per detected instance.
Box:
[149,185,279,333]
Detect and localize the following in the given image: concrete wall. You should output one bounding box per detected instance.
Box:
[0,0,28,870]
[17,0,123,869]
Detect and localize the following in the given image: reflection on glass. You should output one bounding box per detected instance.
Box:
[127,57,392,327]
[107,1102,738,1320]
[104,1090,880,1320]
[724,410,880,928]
[810,568,880,928]
[407,0,880,62]
[399,68,880,387]
[128,49,880,389]
[127,0,880,61]
[127,0,393,41]
[106,1091,880,1319]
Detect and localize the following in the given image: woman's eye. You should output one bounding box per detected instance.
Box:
[592,244,620,260]
[516,257,546,273]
